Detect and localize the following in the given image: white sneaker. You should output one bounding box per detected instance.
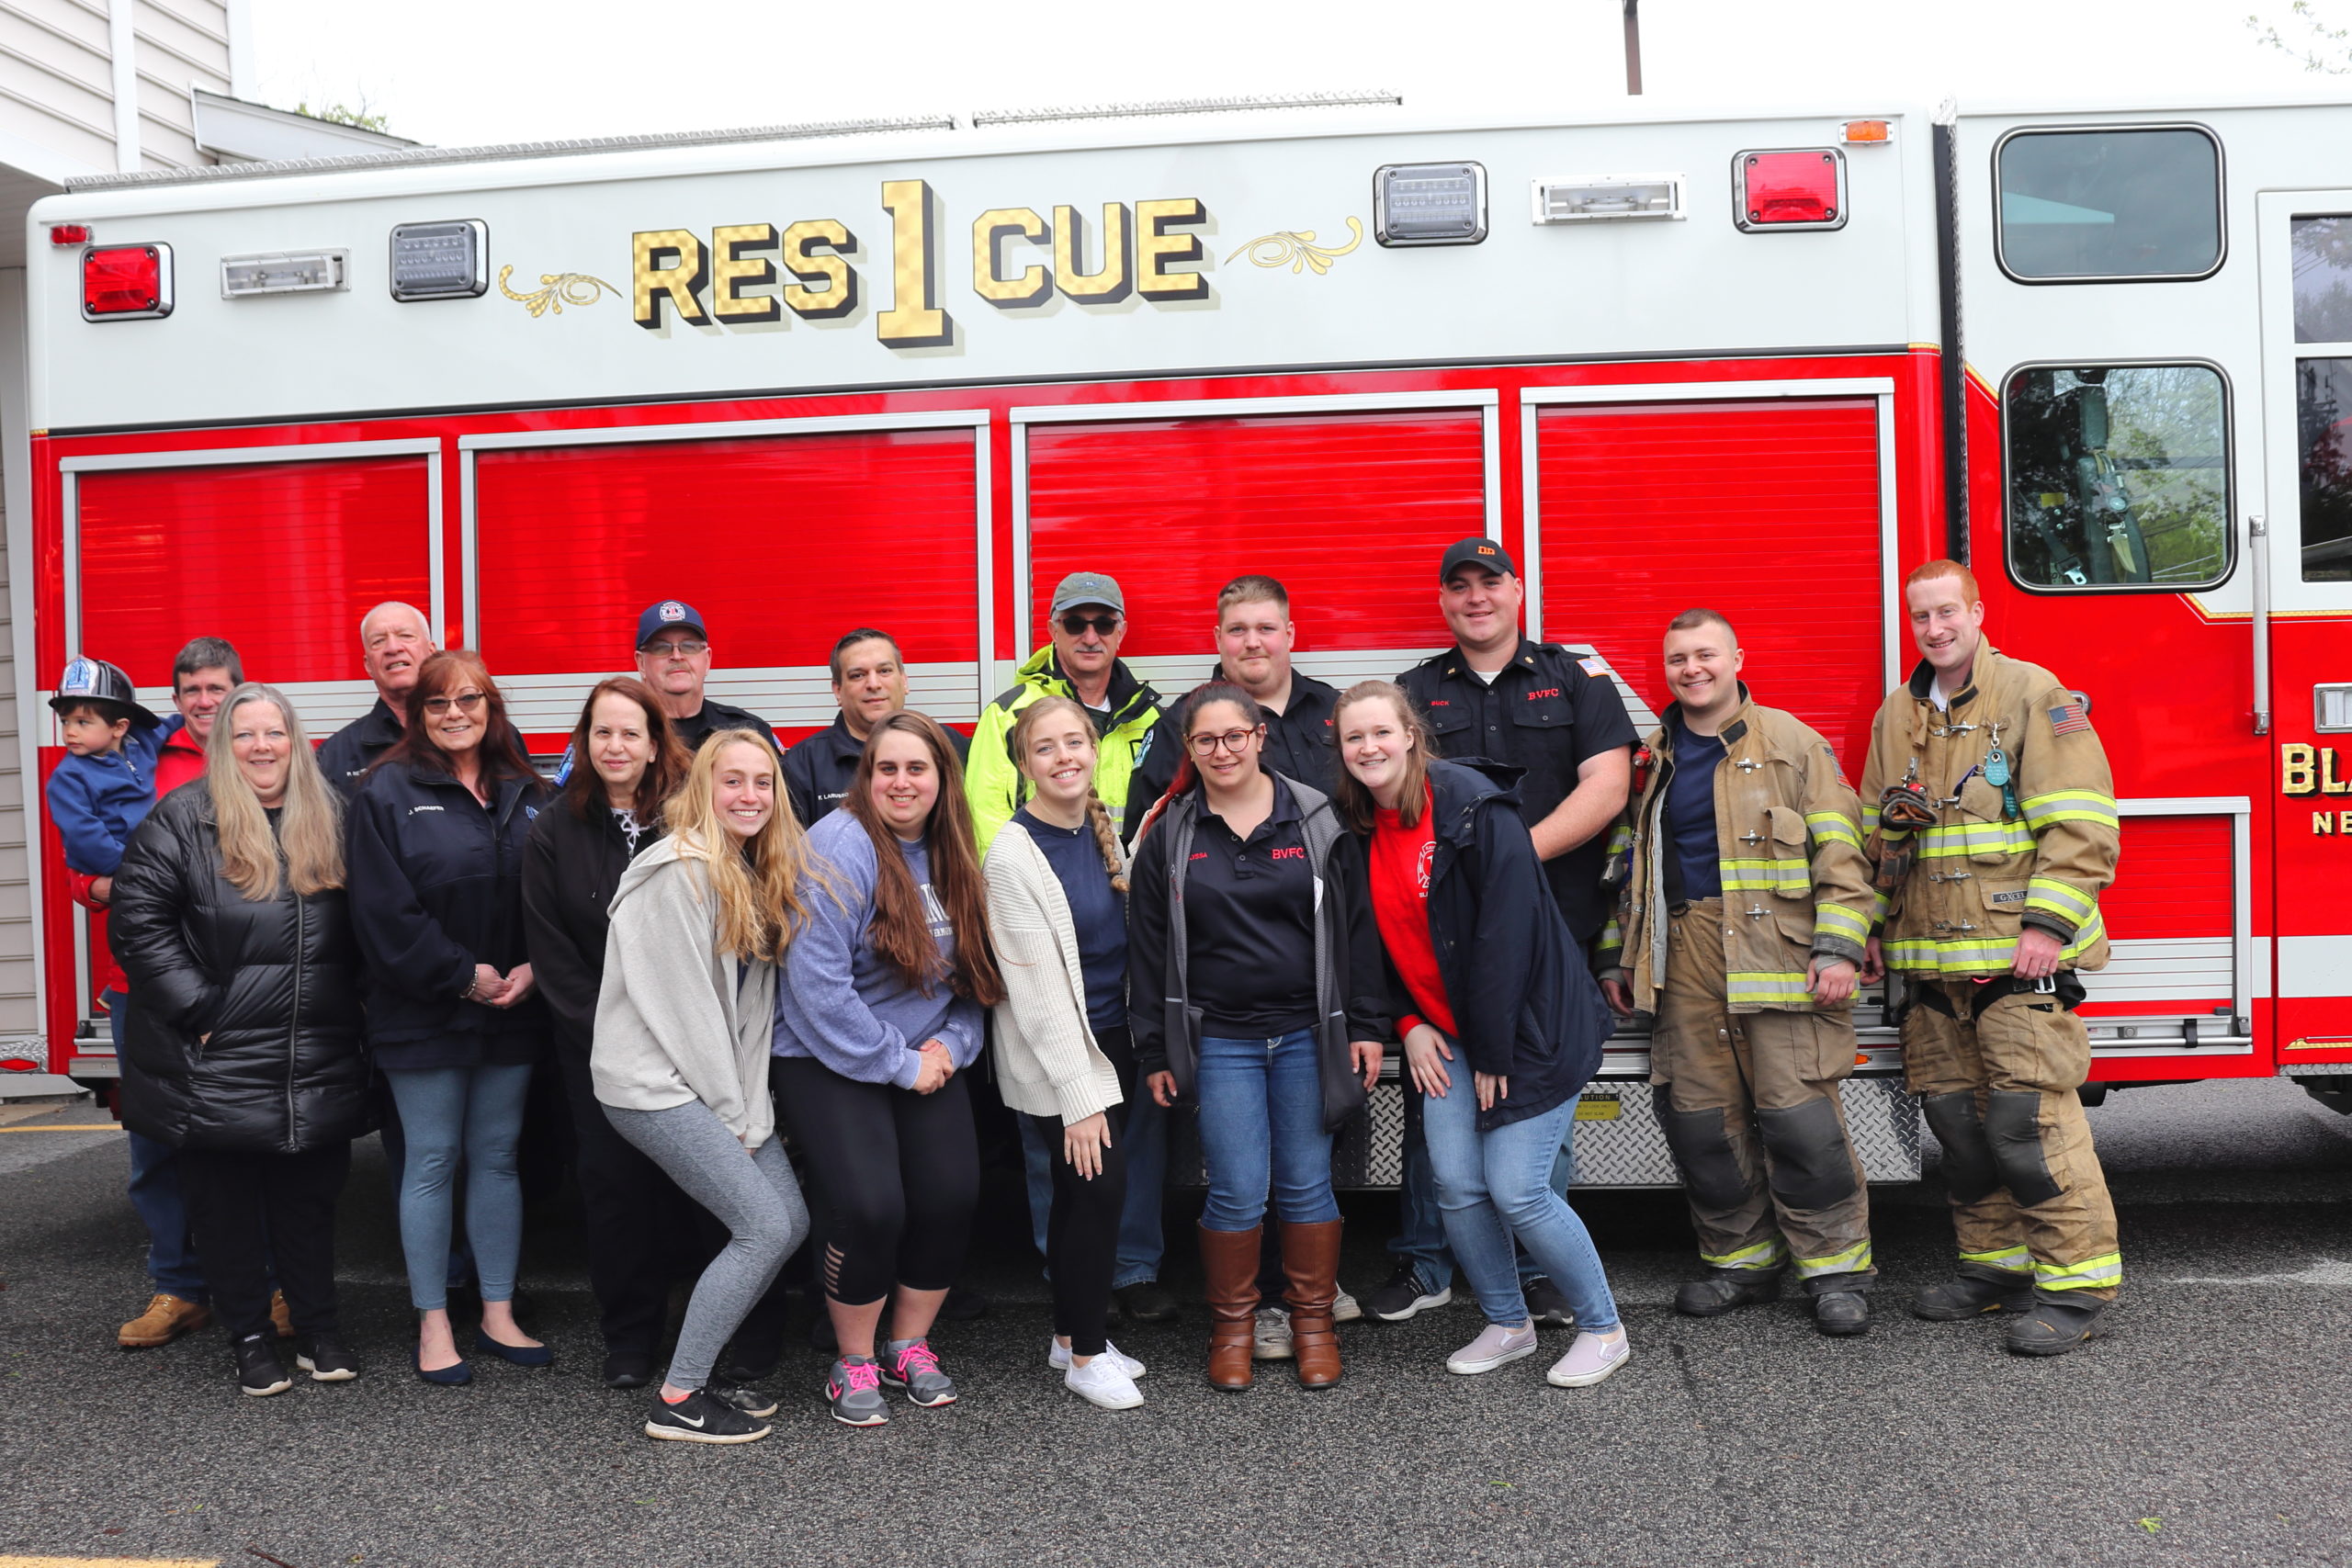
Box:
[1545,1327,1632,1388]
[1252,1306,1294,1360]
[1333,1288,1363,1324]
[1064,1355,1145,1410]
[1446,1322,1540,1375]
[1047,1337,1147,1379]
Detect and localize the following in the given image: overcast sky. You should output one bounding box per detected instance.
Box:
[247,0,2345,150]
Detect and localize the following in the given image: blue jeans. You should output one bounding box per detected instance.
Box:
[384,1063,534,1312]
[1394,1090,1578,1292]
[1194,1030,1341,1232]
[1421,1085,1620,1331]
[108,990,208,1303]
[379,1077,477,1290]
[1018,1088,1170,1287]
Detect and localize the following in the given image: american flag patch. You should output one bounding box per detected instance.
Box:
[2048,701,2092,738]
[1579,657,1611,678]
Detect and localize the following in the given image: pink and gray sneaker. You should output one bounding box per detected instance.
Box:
[826,1355,889,1427]
[878,1337,958,1407]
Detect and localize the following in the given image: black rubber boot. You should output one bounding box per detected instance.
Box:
[1674,1269,1783,1317]
[1911,1274,2035,1321]
[1812,1292,1871,1337]
[2006,1300,2106,1357]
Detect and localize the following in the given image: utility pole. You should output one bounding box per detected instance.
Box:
[1623,0,1645,95]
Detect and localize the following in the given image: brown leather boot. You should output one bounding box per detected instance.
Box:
[1282,1219,1346,1388]
[1199,1224,1261,1391]
[118,1292,210,1349]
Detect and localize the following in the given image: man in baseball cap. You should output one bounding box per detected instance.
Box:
[632,600,781,756]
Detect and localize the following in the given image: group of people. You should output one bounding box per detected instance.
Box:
[57,532,2124,1445]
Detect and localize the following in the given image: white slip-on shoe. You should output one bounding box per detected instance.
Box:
[1446,1322,1541,1375]
[1064,1355,1145,1410]
[1047,1336,1147,1378]
[1545,1327,1632,1388]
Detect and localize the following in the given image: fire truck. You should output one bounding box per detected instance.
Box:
[10,91,2347,1186]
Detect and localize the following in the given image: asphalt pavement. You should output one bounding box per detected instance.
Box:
[6,1076,2352,1568]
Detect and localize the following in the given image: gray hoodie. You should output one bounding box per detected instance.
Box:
[591,834,780,1148]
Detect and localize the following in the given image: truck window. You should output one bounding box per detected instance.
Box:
[2301,358,2352,582]
[2005,364,2230,590]
[2293,217,2352,343]
[1996,127,2222,282]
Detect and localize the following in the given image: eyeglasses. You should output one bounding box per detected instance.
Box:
[423,691,487,716]
[1059,614,1121,637]
[1187,728,1261,757]
[642,639,708,658]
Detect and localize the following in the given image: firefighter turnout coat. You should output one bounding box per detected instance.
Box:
[1599,694,1875,1010]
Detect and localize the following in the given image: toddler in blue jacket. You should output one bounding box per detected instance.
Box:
[46,656,183,890]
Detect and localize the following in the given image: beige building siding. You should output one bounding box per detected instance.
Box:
[133,0,225,169]
[0,3,119,174]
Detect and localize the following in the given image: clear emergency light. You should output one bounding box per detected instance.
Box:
[2318,684,2352,734]
[390,220,487,301]
[1374,163,1487,245]
[1531,175,1684,224]
[1734,149,1848,231]
[221,249,348,299]
[81,243,172,321]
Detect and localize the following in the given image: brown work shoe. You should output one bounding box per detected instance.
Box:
[119,1292,210,1348]
[269,1290,295,1338]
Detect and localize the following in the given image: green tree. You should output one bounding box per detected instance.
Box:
[2249,2,2351,71]
[292,100,391,134]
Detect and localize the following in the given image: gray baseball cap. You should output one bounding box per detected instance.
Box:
[1049,571,1125,615]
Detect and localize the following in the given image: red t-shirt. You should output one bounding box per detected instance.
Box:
[1369,785,1455,1038]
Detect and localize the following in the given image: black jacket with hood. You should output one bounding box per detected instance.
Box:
[1387,758,1611,1130]
[107,785,372,1153]
[521,793,664,1061]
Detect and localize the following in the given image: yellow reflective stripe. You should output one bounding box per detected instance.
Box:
[2019,789,2120,830]
[1860,801,1880,830]
[2035,1252,2122,1291]
[1959,1246,2032,1273]
[1726,972,1813,1007]
[1916,820,2037,859]
[1870,890,1891,924]
[1700,1237,1786,1270]
[1888,910,2105,975]
[2024,877,2098,922]
[2061,909,2106,959]
[1815,903,1870,940]
[1805,812,1863,850]
[1792,1241,1873,1279]
[1606,823,1633,853]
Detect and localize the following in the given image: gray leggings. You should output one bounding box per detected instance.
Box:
[604,1100,809,1391]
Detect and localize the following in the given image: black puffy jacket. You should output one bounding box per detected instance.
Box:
[107,784,371,1154]
[346,761,549,1070]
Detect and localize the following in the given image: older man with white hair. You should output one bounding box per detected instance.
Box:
[318,601,437,801]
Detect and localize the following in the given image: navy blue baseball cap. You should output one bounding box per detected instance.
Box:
[634,600,708,649]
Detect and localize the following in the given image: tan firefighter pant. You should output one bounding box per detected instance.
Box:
[1901,977,2121,1303]
[1648,901,1874,1292]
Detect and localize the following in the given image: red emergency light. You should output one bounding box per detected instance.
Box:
[49,223,89,245]
[1735,149,1848,232]
[81,243,174,321]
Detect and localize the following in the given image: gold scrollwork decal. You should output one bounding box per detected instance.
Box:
[498,265,622,317]
[1224,217,1364,276]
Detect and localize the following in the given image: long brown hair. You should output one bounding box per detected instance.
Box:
[378,649,537,786]
[563,676,690,821]
[1007,694,1127,894]
[208,684,344,900]
[662,730,819,964]
[1329,681,1436,835]
[842,711,1004,1007]
[1128,682,1267,846]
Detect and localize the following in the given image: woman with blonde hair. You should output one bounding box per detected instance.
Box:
[985,694,1145,1410]
[594,730,816,1443]
[109,684,371,1395]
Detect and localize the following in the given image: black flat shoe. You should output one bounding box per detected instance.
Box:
[473,1329,554,1368]
[413,1346,471,1386]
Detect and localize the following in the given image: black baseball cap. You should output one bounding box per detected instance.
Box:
[634,600,708,649]
[1438,537,1518,582]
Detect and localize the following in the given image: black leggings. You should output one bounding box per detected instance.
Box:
[772,1057,978,1308]
[1023,1025,1134,1359]
[178,1143,349,1343]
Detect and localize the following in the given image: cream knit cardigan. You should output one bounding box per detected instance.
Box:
[983,818,1126,1126]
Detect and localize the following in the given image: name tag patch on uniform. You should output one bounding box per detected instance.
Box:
[2048,701,2092,738]
[1578,658,1611,678]
[1988,889,2028,905]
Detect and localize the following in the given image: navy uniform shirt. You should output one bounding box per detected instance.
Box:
[1397,638,1636,944]
[1125,669,1340,846]
[1177,777,1319,1038]
[783,712,971,827]
[1663,720,1726,903]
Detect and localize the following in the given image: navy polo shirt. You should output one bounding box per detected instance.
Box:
[1180,777,1318,1038]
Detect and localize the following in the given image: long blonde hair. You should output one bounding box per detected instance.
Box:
[1329,681,1436,835]
[662,729,819,964]
[207,684,345,901]
[1008,695,1127,894]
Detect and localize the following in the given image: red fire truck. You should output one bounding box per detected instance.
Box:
[11,92,2346,1184]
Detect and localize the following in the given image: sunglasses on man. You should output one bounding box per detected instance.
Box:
[1059,613,1122,637]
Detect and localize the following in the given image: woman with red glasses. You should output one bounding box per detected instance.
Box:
[348,650,551,1387]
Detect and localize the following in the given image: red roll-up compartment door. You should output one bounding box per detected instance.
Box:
[2078,812,2235,1019]
[473,427,980,740]
[1537,399,1883,764]
[75,455,434,686]
[1024,409,1487,680]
